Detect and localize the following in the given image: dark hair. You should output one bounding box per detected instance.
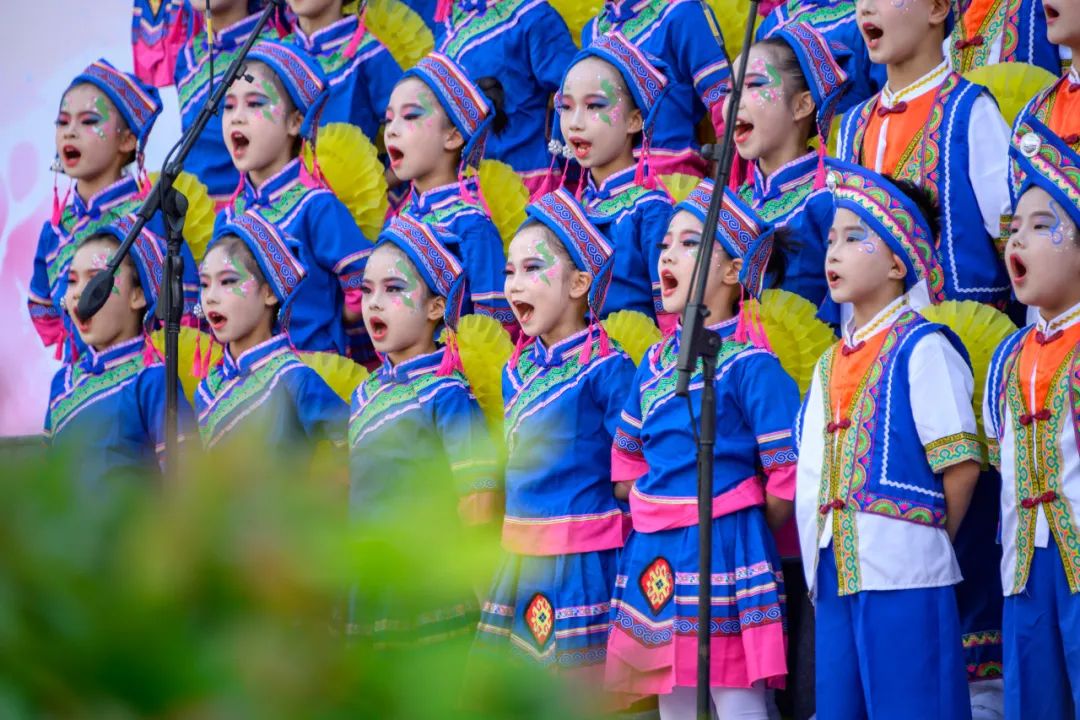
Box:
[476,76,509,135]
[763,225,795,290]
[209,235,277,307]
[888,177,941,241]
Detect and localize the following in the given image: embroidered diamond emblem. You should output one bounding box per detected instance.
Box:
[525,593,554,647]
[639,557,674,615]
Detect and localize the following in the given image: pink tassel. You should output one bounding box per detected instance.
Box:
[52,177,72,227]
[734,286,750,344]
[473,175,495,216]
[509,332,534,369]
[437,331,463,376]
[578,321,595,365]
[530,152,561,201]
[142,331,160,365]
[814,134,827,190]
[54,327,65,361]
[458,168,478,204]
[227,174,244,209]
[655,173,672,201]
[574,169,587,201]
[597,320,611,358]
[342,12,367,60]
[754,303,773,351]
[634,138,656,190]
[68,331,79,362]
[192,330,204,378]
[435,0,452,23]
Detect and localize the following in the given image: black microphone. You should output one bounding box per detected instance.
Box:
[76,270,116,321]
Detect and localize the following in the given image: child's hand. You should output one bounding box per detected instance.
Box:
[613,480,634,501]
[764,493,793,532]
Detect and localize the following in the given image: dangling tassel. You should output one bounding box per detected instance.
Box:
[634,138,656,190]
[192,329,205,378]
[226,174,244,209]
[135,154,151,199]
[509,331,534,369]
[68,330,79,363]
[578,321,595,365]
[54,327,66,361]
[814,133,828,190]
[458,166,478,205]
[141,329,161,365]
[574,168,588,201]
[52,170,72,228]
[752,300,773,351]
[473,174,495,216]
[435,0,452,23]
[734,286,750,344]
[436,330,463,376]
[342,9,368,60]
[531,141,564,201]
[597,315,611,358]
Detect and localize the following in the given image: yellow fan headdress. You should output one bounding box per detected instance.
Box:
[151,327,224,403]
[548,0,603,48]
[705,0,751,59]
[148,171,215,264]
[303,122,389,241]
[443,314,513,438]
[298,351,371,403]
[919,300,1017,440]
[361,0,434,70]
[478,160,529,254]
[755,289,837,396]
[659,173,702,205]
[963,62,1057,127]
[602,310,662,366]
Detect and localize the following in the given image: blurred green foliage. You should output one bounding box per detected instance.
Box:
[0,438,592,719]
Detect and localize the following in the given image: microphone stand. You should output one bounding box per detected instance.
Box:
[673,6,759,718]
[76,0,285,483]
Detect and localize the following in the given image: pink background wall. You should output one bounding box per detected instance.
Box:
[1,3,182,436]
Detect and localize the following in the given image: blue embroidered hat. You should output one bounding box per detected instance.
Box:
[65,58,163,159]
[247,41,329,140]
[210,210,308,312]
[824,160,946,305]
[524,188,615,320]
[770,22,852,143]
[376,215,469,333]
[1010,127,1080,230]
[401,52,493,173]
[675,178,777,299]
[89,215,166,333]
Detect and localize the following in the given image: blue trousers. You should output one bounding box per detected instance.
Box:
[1003,544,1080,720]
[816,549,972,720]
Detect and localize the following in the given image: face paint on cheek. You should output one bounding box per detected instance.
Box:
[1047,200,1075,247]
[92,97,112,140]
[854,220,878,254]
[226,255,257,297]
[599,79,620,126]
[393,258,422,311]
[417,91,437,130]
[535,240,558,287]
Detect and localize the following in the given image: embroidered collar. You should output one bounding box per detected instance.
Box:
[292,14,359,53]
[409,180,471,216]
[241,158,303,208]
[750,152,817,202]
[843,294,909,346]
[210,12,263,52]
[77,335,144,376]
[380,348,444,384]
[457,0,500,12]
[71,175,141,222]
[529,327,592,368]
[1034,299,1080,336]
[583,165,638,207]
[220,334,292,380]
[880,60,949,108]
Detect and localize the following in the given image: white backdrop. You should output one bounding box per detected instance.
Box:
[0,2,183,436]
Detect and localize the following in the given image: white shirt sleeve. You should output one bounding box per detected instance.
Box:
[908,331,978,452]
[966,93,1013,242]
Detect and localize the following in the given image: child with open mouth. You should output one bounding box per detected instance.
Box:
[473,188,634,705]
[47,216,194,488]
[606,179,800,719]
[384,52,514,332]
[348,215,498,647]
[988,127,1080,720]
[554,33,675,330]
[195,210,347,459]
[217,40,375,362]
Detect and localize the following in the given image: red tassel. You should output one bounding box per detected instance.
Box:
[734,286,750,344]
[192,330,204,378]
[52,176,72,228]
[635,138,656,190]
[578,321,595,364]
[142,331,161,365]
[575,169,587,201]
[437,330,463,376]
[435,0,452,23]
[54,327,65,361]
[814,134,827,190]
[597,320,611,358]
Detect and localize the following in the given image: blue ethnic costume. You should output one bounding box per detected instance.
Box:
[216,41,375,359]
[348,216,500,646]
[605,181,798,697]
[195,210,347,460]
[396,53,512,326]
[474,189,636,680]
[45,217,193,488]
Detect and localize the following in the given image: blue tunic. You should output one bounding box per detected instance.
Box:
[756,0,885,114]
[348,347,499,644]
[400,182,512,324]
[194,333,347,455]
[28,176,199,363]
[286,15,402,140]
[582,166,673,320]
[475,329,636,670]
[737,152,834,307]
[606,317,799,693]
[583,0,732,174]
[45,336,194,488]
[218,158,374,356]
[438,0,578,181]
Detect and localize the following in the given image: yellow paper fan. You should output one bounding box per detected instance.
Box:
[478,159,529,254]
[919,300,1016,438]
[826,114,842,157]
[304,122,389,241]
[447,314,513,436]
[705,0,752,59]
[758,289,837,396]
[602,310,662,366]
[148,171,216,264]
[363,0,434,70]
[299,351,370,403]
[963,62,1057,127]
[548,0,603,47]
[151,326,223,404]
[659,173,702,204]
